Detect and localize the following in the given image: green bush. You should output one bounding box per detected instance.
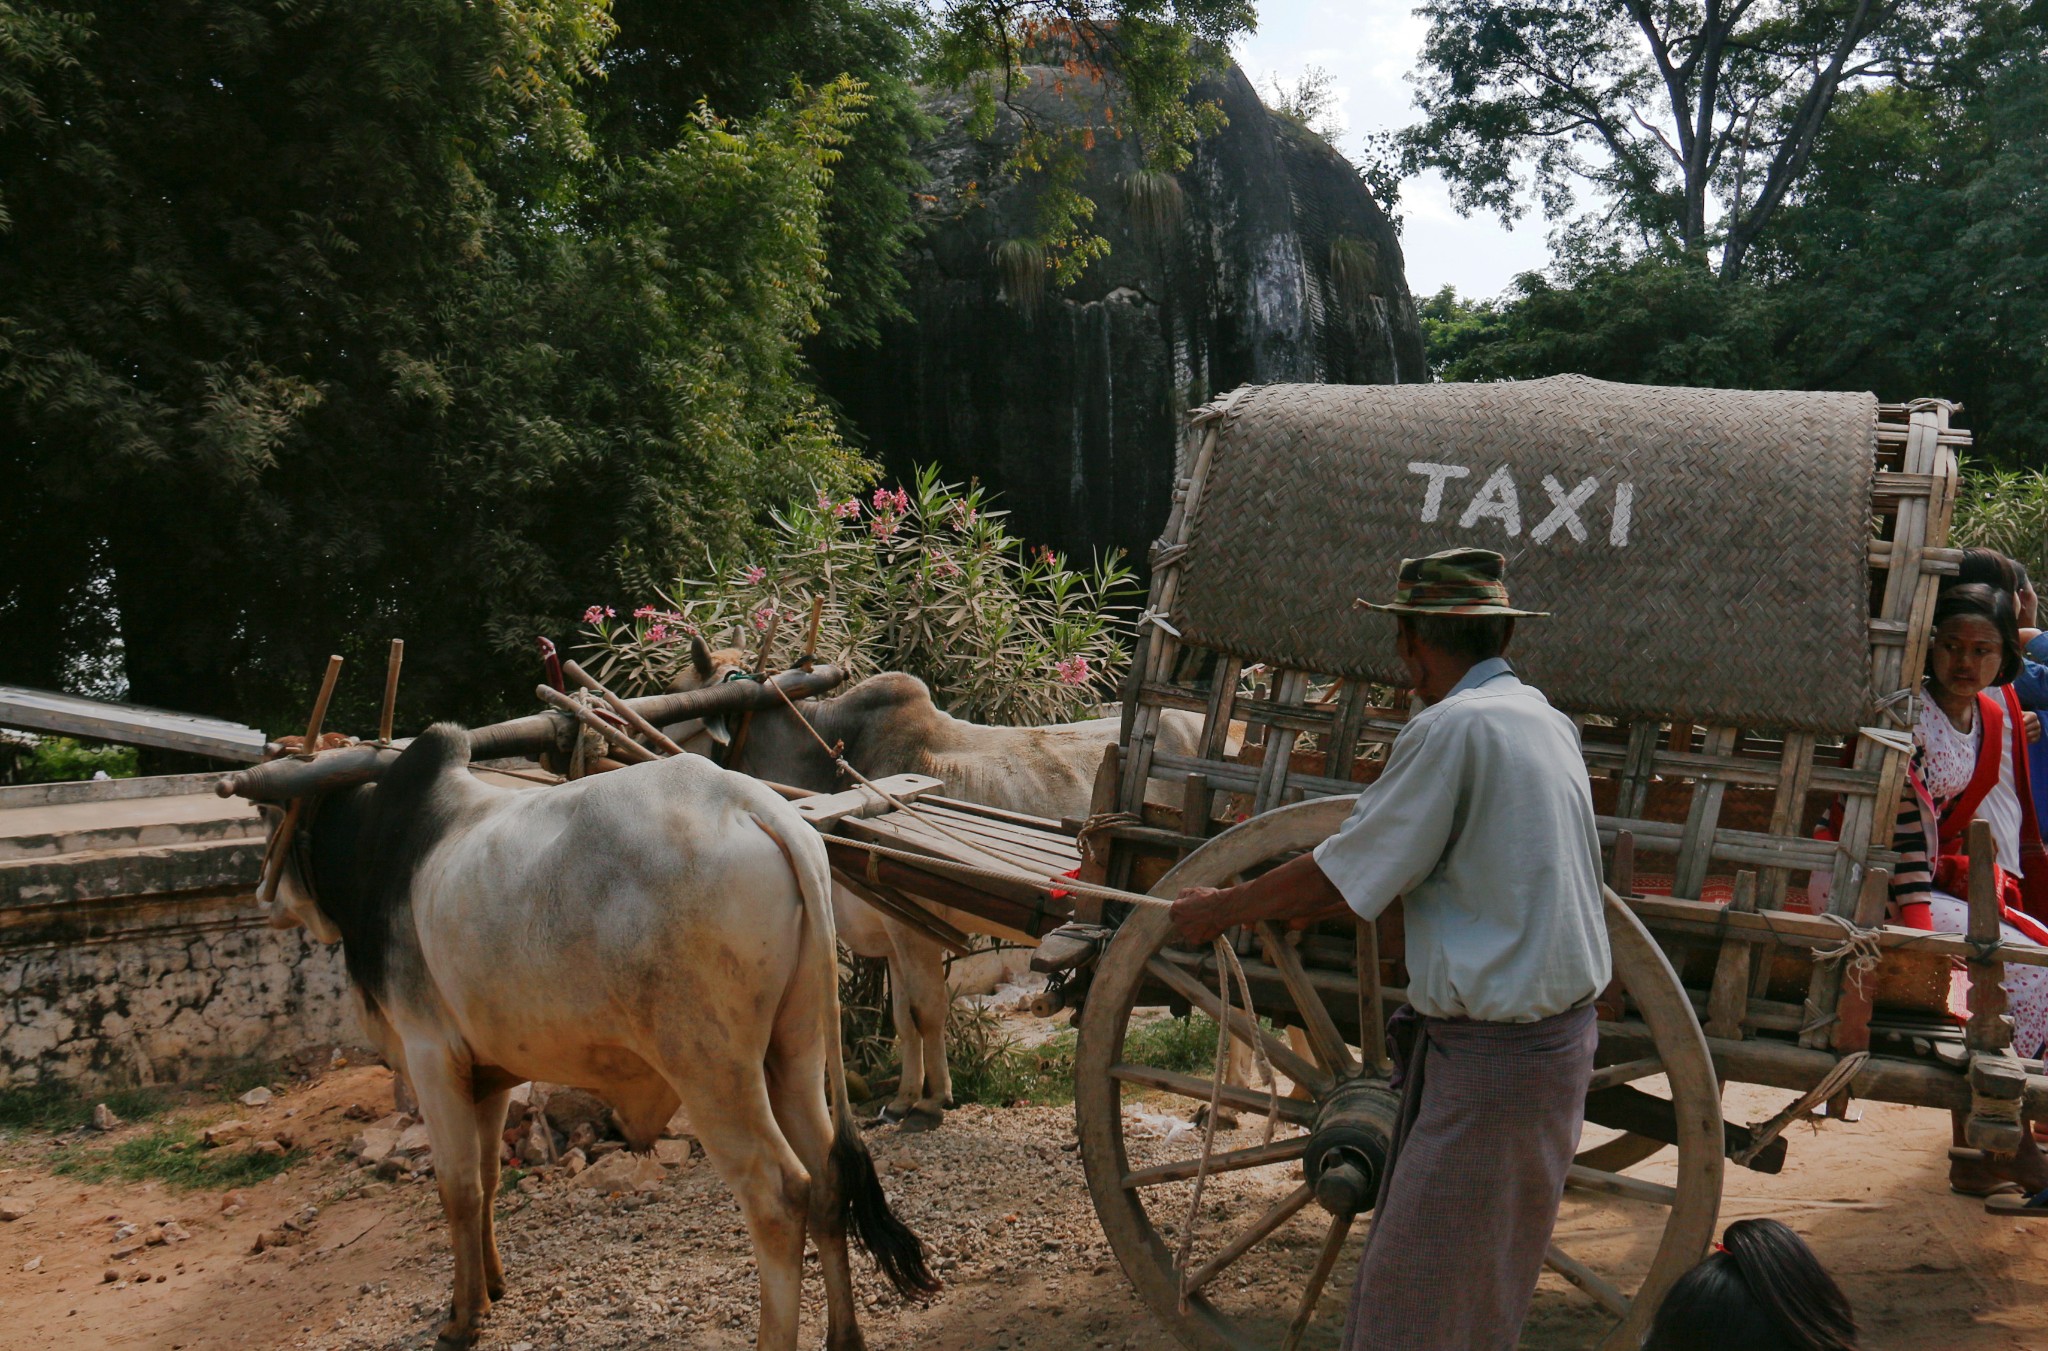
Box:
[580,466,1139,725]
[7,736,138,785]
[1951,460,2048,586]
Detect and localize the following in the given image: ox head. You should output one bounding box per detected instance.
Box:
[662,636,753,753]
[220,743,402,938]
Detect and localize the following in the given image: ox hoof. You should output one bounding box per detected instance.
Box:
[434,1311,482,1351]
[896,1106,945,1134]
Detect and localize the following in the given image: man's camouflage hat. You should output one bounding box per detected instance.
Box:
[1354,547,1550,618]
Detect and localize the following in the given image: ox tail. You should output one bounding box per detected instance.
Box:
[753,814,939,1300]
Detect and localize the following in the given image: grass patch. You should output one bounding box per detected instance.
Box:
[0,1082,171,1133]
[53,1120,299,1190]
[1125,1011,1221,1075]
[945,1004,1227,1108]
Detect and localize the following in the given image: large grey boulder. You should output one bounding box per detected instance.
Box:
[814,59,1427,568]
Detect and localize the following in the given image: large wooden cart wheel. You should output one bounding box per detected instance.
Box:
[1075,798,1724,1351]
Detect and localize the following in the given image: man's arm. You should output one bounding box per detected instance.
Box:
[1169,852,1351,945]
[1170,720,1463,944]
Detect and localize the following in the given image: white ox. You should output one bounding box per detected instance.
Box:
[251,725,934,1351]
[669,641,1205,1127]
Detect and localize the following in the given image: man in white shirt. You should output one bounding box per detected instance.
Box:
[1171,546,1611,1351]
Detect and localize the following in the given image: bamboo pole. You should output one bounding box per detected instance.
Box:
[562,660,686,756]
[378,640,404,744]
[257,655,345,908]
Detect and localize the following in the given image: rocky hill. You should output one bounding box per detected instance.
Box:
[814,59,1428,570]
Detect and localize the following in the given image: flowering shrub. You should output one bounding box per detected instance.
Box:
[578,467,1139,726]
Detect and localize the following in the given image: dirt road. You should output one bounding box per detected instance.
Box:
[0,1066,2038,1350]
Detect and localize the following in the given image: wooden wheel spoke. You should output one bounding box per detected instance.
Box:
[1145,956,1334,1095]
[1566,1163,1677,1206]
[1255,922,1359,1078]
[1586,1056,1663,1092]
[1121,1136,1309,1189]
[1109,1063,1318,1127]
[1545,1242,1630,1318]
[1281,1212,1354,1351]
[1573,1132,1666,1173]
[1181,1183,1315,1294]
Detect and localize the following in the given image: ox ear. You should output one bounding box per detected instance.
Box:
[660,718,725,757]
[255,804,343,944]
[690,633,715,682]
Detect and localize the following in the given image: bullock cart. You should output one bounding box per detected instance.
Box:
[224,377,2047,1351]
[763,378,2048,1351]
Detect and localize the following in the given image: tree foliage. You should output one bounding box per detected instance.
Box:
[0,2,897,734]
[1405,0,1953,277]
[1428,5,2048,468]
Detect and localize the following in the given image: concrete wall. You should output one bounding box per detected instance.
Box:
[0,774,356,1090]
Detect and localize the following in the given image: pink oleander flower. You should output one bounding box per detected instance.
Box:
[934,556,961,578]
[1054,654,1091,686]
[871,486,909,515]
[1034,545,1056,566]
[834,497,861,519]
[948,503,977,531]
[582,605,615,625]
[633,605,659,619]
[750,603,779,631]
[739,563,767,585]
[870,513,899,539]
[646,624,669,643]
[816,489,834,512]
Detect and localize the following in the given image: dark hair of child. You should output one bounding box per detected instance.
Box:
[1640,1219,1858,1351]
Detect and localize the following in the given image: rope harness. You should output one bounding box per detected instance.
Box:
[1175,935,1279,1313]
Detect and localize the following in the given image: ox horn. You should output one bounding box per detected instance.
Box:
[216,743,403,801]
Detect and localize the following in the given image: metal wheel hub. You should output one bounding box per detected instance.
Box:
[1301,1077,1401,1218]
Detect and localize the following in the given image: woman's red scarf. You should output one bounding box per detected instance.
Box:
[1903,684,2048,943]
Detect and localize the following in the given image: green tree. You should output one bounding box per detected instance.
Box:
[1426,254,1787,387]
[1771,3,2048,460]
[1404,0,1951,278]
[0,2,869,733]
[588,0,933,347]
[1424,4,2048,469]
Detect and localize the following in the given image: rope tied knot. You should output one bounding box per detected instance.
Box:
[1076,811,1140,866]
[1811,911,1884,999]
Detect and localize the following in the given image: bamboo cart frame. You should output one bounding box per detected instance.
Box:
[976,382,2048,1351]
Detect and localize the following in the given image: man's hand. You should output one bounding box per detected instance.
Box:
[2028,711,2042,745]
[1170,885,1237,945]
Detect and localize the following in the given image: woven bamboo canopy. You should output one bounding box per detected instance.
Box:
[1168,376,1883,732]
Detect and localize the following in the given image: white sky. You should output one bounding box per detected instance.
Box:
[1234,0,1554,302]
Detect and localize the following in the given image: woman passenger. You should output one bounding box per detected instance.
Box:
[1894,583,2048,1196]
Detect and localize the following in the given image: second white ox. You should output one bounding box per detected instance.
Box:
[669,641,1203,1126]
[253,726,934,1350]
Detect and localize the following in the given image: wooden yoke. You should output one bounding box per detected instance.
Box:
[1963,818,2027,1154]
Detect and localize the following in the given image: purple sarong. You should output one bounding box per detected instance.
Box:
[1341,1004,1598,1351]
